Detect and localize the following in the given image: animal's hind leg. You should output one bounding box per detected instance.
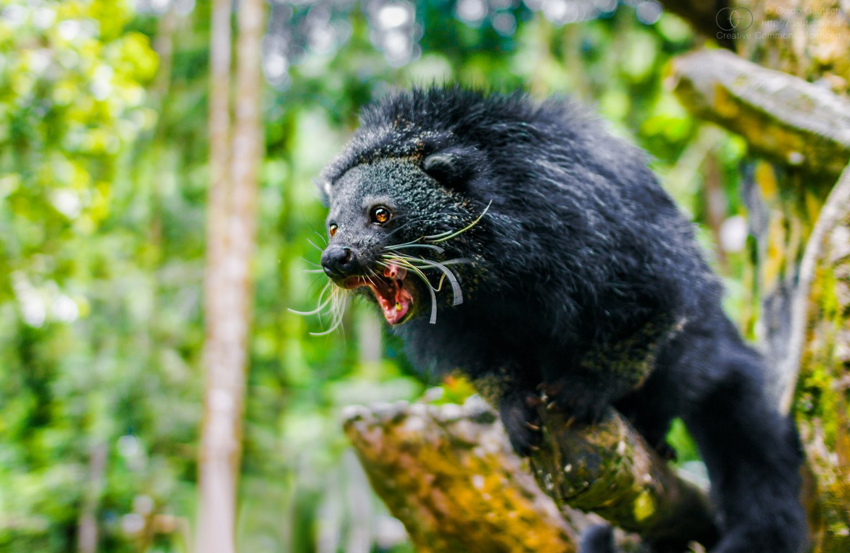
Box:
[679,339,806,553]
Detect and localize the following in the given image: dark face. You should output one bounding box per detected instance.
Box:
[320,158,481,325]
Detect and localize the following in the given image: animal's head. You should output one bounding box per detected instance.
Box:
[316,149,489,328]
[310,89,499,331]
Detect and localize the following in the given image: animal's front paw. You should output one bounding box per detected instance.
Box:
[542,379,610,424]
[499,391,543,456]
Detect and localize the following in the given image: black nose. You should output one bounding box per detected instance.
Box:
[321,246,360,278]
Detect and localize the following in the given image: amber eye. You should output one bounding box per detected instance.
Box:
[329,224,338,237]
[370,206,392,225]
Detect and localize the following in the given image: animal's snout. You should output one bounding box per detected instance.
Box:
[321,246,360,278]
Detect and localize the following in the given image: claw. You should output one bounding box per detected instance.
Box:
[529,445,540,452]
[525,394,543,408]
[526,421,541,432]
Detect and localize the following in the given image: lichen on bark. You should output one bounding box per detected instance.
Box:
[789,166,850,552]
[344,396,715,551]
[670,49,850,180]
[343,398,579,553]
[529,407,716,546]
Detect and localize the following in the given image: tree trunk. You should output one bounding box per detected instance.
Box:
[669,48,850,405]
[76,442,107,553]
[787,165,850,552]
[196,1,265,552]
[732,0,850,95]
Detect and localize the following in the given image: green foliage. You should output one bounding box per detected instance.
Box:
[0,1,754,552]
[0,0,158,294]
[0,1,166,550]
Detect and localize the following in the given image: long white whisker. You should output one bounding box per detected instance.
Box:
[306,238,324,252]
[424,201,492,243]
[288,294,332,316]
[312,231,328,245]
[289,281,333,316]
[385,243,445,254]
[299,257,322,267]
[311,288,349,336]
[389,254,465,306]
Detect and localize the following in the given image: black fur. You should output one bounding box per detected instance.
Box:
[318,86,806,553]
[582,524,617,553]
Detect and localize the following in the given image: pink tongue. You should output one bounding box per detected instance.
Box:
[381,288,411,324]
[379,265,412,324]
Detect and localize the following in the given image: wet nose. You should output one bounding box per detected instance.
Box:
[321,246,359,278]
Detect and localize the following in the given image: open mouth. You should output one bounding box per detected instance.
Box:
[343,264,414,325]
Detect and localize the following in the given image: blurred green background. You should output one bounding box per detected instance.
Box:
[0,0,755,551]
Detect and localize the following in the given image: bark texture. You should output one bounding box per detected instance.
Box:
[663,0,850,84]
[531,408,715,547]
[732,0,850,95]
[788,165,850,553]
[344,397,713,552]
[669,47,850,403]
[343,399,578,553]
[670,49,850,180]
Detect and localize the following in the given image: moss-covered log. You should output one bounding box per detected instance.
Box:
[670,49,850,180]
[343,397,714,551]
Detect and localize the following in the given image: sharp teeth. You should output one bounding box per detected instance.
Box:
[395,303,402,311]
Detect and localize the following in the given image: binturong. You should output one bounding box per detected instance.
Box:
[311,86,807,553]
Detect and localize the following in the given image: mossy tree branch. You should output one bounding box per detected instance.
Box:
[343,399,579,553]
[670,49,850,180]
[659,1,850,91]
[787,163,850,552]
[531,407,716,547]
[344,397,714,551]
[670,41,850,549]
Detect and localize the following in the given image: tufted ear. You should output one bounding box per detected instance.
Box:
[314,178,332,207]
[422,146,480,188]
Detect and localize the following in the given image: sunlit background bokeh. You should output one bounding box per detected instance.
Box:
[0,1,755,551]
